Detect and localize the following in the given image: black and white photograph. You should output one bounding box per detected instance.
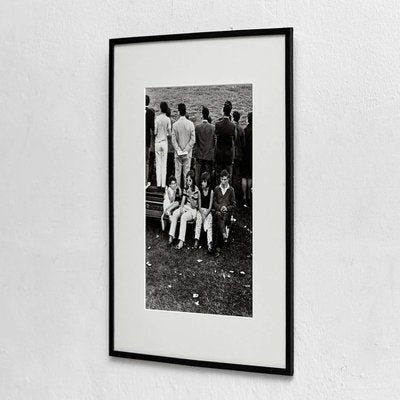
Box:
[110,28,293,375]
[145,84,253,317]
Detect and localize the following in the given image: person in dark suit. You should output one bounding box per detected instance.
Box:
[241,112,253,206]
[145,95,155,185]
[214,102,235,183]
[194,106,216,187]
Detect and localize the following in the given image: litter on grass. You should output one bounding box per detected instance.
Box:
[197,259,203,263]
[146,261,152,266]
[193,294,199,298]
[240,271,245,275]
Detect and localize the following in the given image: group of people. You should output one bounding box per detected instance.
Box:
[145,95,253,204]
[145,95,253,255]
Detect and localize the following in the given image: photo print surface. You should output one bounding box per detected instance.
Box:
[145,83,253,317]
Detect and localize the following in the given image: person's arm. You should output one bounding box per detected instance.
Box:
[213,189,221,211]
[227,188,236,212]
[171,124,181,152]
[179,193,186,213]
[154,117,159,137]
[183,122,196,152]
[205,190,214,218]
[167,118,171,137]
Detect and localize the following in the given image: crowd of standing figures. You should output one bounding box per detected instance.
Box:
[145,95,253,257]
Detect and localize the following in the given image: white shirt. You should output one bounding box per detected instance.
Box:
[220,183,230,196]
[154,113,171,143]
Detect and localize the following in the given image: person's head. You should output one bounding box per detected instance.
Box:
[160,101,168,114]
[232,110,241,123]
[220,169,229,187]
[247,112,253,125]
[145,95,150,106]
[168,175,177,190]
[223,102,232,117]
[178,103,186,116]
[166,107,171,118]
[185,170,195,189]
[200,172,210,189]
[202,106,210,121]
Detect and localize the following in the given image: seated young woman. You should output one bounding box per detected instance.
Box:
[168,170,199,249]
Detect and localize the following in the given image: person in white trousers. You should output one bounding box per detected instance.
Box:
[154,101,171,188]
[171,103,195,188]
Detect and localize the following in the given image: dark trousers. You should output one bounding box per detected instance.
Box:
[195,159,213,187]
[214,210,231,248]
[215,161,233,184]
[147,151,155,184]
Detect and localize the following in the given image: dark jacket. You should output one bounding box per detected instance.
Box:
[214,185,236,213]
[234,122,245,161]
[215,117,235,163]
[194,121,216,160]
[145,107,155,148]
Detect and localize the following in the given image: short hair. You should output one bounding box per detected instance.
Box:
[232,110,240,122]
[202,106,210,120]
[145,95,150,106]
[160,101,168,114]
[223,103,232,116]
[178,103,186,116]
[166,107,171,118]
[167,175,176,185]
[200,171,210,185]
[207,116,212,123]
[247,112,253,125]
[220,169,229,178]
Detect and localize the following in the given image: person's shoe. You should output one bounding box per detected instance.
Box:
[168,236,174,246]
[214,247,221,258]
[175,240,184,250]
[193,239,199,249]
[207,242,213,254]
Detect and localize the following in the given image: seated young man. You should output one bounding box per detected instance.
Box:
[213,169,236,255]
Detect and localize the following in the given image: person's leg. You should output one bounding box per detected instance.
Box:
[205,213,213,246]
[155,142,162,187]
[182,156,191,185]
[242,177,248,203]
[178,211,190,242]
[215,162,222,186]
[148,151,155,184]
[227,163,233,184]
[161,141,167,188]
[194,210,202,240]
[215,211,223,248]
[175,156,182,189]
[195,159,202,187]
[145,147,150,184]
[169,208,181,239]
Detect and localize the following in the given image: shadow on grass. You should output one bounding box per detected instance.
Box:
[145,207,252,317]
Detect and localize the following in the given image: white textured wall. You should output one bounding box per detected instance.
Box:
[1,1,400,398]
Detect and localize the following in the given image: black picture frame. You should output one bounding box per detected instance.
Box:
[109,28,293,376]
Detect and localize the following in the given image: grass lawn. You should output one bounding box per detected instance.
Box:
[145,205,253,317]
[146,84,252,128]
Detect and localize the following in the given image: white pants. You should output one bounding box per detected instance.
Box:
[174,154,191,188]
[155,140,168,187]
[195,208,213,244]
[169,204,197,242]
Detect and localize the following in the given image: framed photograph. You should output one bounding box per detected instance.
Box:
[109,28,293,375]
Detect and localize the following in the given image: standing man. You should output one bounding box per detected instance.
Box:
[154,101,171,188]
[232,110,245,200]
[145,95,155,186]
[214,102,235,182]
[171,103,195,188]
[194,106,215,187]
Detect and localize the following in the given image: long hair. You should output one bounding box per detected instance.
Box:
[185,170,195,190]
